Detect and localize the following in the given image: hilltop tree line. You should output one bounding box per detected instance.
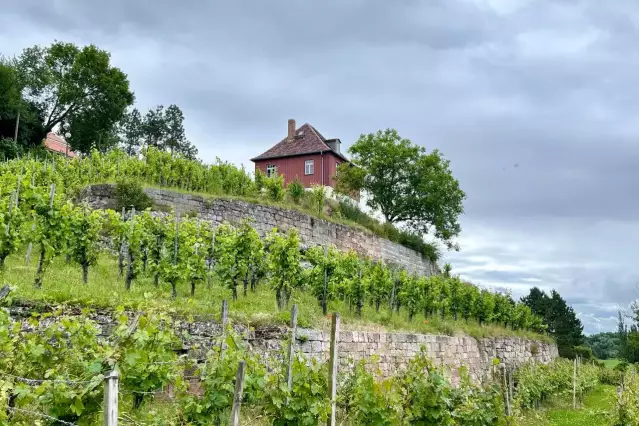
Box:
[0,41,197,158]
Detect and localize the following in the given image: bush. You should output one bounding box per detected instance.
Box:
[264,174,285,202]
[115,178,153,211]
[572,345,594,360]
[0,138,19,160]
[336,199,441,262]
[287,179,305,205]
[310,184,327,216]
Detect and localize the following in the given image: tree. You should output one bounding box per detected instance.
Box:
[522,287,584,357]
[15,41,134,153]
[0,62,45,155]
[334,129,465,249]
[118,108,145,155]
[119,104,198,158]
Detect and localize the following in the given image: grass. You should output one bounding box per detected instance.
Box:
[0,251,549,341]
[602,358,620,369]
[518,384,616,426]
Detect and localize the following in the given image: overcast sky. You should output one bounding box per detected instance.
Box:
[3,0,638,333]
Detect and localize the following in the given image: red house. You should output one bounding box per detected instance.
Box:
[251,119,350,191]
[44,132,77,158]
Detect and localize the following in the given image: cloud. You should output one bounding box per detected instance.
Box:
[3,0,638,334]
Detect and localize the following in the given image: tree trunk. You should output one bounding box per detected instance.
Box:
[34,245,45,289]
[171,282,177,299]
[275,288,282,310]
[82,263,89,284]
[232,285,238,302]
[142,249,148,272]
[154,272,160,287]
[375,300,381,312]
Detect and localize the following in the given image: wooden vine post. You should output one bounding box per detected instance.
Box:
[286,304,299,402]
[572,357,577,409]
[322,246,328,316]
[230,361,246,426]
[103,370,119,426]
[219,299,229,355]
[327,312,340,426]
[502,364,511,417]
[118,207,126,277]
[125,208,136,290]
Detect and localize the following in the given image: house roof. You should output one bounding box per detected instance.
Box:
[251,123,349,162]
[44,132,77,158]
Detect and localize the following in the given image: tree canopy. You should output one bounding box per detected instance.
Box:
[584,332,619,360]
[334,129,465,249]
[118,105,198,159]
[14,41,134,153]
[521,287,584,358]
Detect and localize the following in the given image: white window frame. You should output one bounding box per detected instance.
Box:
[305,159,314,175]
[266,164,277,177]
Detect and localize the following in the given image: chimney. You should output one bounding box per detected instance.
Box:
[288,119,296,142]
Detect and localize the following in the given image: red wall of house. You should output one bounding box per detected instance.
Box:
[254,152,343,188]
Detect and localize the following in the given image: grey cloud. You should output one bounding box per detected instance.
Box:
[3,0,638,333]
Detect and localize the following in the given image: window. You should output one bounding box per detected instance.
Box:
[266,164,277,177]
[305,159,314,175]
[335,162,340,176]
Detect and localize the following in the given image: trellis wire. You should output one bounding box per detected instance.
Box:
[7,406,78,425]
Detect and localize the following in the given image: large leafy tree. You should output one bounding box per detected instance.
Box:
[14,41,134,153]
[0,62,45,156]
[335,128,465,249]
[522,287,584,357]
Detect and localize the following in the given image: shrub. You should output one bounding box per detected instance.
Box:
[572,345,594,360]
[599,367,622,385]
[336,199,441,261]
[310,184,327,216]
[530,342,540,356]
[264,174,285,202]
[115,178,152,211]
[286,179,305,204]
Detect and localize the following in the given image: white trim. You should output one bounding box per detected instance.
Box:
[305,159,314,175]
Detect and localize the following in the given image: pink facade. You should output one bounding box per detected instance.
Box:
[253,151,343,188]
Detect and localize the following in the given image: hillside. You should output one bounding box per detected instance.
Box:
[0,149,548,340]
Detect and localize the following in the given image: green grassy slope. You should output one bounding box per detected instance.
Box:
[0,251,549,340]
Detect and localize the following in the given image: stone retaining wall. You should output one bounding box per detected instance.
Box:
[7,304,558,385]
[78,184,437,276]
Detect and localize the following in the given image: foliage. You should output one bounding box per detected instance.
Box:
[14,41,134,153]
[512,358,600,414]
[266,229,303,310]
[68,205,105,283]
[309,184,327,216]
[118,105,198,158]
[180,327,267,425]
[584,331,619,360]
[521,287,583,358]
[334,128,465,249]
[111,309,183,408]
[0,191,24,269]
[263,355,330,425]
[611,367,639,426]
[115,178,153,211]
[338,358,402,425]
[264,173,285,202]
[335,196,440,262]
[286,179,305,205]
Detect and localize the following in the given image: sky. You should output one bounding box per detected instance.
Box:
[2,0,638,334]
